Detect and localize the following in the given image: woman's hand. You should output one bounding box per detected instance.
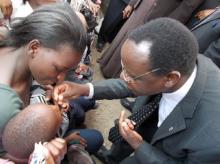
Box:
[43,138,67,164]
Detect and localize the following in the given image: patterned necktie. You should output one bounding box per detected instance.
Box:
[108,94,162,144]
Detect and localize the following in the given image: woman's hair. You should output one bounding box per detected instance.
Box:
[1,3,87,54]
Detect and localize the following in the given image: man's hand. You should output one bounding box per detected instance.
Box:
[0,0,13,19]
[122,5,133,19]
[53,81,90,106]
[195,9,215,20]
[44,85,69,112]
[64,132,87,147]
[119,111,143,150]
[43,138,67,164]
[75,63,89,75]
[87,0,100,15]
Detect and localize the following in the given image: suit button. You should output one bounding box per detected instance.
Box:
[169,126,174,131]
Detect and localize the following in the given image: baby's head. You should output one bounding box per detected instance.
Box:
[2,103,62,158]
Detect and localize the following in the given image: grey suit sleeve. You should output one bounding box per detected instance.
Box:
[204,39,220,68]
[92,79,135,100]
[134,131,220,164]
[168,0,205,24]
[134,142,183,164]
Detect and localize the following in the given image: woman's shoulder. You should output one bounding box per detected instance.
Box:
[0,83,22,132]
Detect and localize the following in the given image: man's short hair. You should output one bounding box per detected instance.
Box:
[128,18,198,76]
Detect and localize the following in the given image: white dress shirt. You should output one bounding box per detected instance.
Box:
[157,67,197,127]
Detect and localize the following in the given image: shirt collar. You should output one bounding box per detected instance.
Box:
[162,66,197,103]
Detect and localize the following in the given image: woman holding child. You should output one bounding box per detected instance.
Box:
[0,3,103,163]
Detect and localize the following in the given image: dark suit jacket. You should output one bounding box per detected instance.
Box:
[93,55,220,163]
[192,8,220,68]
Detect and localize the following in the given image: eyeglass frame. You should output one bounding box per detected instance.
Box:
[121,61,161,82]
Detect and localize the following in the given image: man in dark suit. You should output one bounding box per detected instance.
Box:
[191,6,220,68]
[121,1,220,112]
[53,18,220,163]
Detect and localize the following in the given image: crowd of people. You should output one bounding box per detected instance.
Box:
[0,0,220,163]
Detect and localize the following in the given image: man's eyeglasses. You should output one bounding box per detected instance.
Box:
[121,61,161,83]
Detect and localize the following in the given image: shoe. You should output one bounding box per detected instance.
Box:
[92,102,99,109]
[94,146,117,164]
[120,98,134,112]
[96,42,105,52]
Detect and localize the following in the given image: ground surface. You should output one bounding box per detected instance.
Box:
[85,41,131,163]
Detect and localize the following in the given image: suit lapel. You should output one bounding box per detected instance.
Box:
[151,106,186,145]
[151,55,208,145]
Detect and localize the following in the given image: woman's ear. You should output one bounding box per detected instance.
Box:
[164,71,181,88]
[27,39,40,58]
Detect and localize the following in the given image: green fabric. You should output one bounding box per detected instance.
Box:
[0,84,22,156]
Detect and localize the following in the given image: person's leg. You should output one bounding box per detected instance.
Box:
[71,97,96,112]
[96,141,134,163]
[97,0,126,51]
[75,129,104,154]
[120,156,138,164]
[68,102,86,128]
[107,141,133,162]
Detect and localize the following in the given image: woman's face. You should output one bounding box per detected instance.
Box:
[29,43,81,85]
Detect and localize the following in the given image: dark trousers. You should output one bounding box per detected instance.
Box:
[66,129,104,154]
[97,0,127,44]
[69,97,96,126]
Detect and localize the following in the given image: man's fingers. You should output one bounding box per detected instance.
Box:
[119,121,127,136]
[53,85,67,101]
[125,119,135,129]
[119,110,126,124]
